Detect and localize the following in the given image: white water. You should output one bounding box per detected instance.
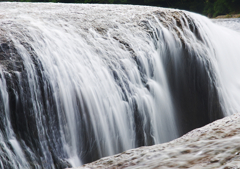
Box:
[212,18,240,115]
[214,18,240,32]
[204,18,240,115]
[0,2,240,168]
[0,3,178,168]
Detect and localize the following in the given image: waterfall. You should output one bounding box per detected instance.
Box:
[0,2,240,168]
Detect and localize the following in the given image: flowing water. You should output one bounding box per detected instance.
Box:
[0,2,239,168]
[214,18,240,32]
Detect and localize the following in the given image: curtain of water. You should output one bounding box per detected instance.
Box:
[0,3,179,168]
[0,2,239,169]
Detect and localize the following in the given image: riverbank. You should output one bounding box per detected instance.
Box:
[71,113,240,169]
[215,14,240,19]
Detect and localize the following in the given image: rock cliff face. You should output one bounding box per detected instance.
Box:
[73,113,240,169]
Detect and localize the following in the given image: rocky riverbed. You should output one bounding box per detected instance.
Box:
[71,113,240,169]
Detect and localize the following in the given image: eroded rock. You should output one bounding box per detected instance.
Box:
[72,113,240,169]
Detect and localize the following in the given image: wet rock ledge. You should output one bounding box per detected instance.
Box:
[70,113,240,169]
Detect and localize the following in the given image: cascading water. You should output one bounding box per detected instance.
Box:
[213,18,240,32]
[0,2,239,169]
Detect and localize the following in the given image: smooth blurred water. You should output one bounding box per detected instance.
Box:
[0,2,239,169]
[0,3,178,168]
[207,18,240,115]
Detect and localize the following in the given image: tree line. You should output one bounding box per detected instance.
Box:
[7,0,240,17]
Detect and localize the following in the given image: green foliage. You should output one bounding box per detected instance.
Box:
[9,0,240,17]
[203,0,240,17]
[203,0,214,17]
[213,0,229,17]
